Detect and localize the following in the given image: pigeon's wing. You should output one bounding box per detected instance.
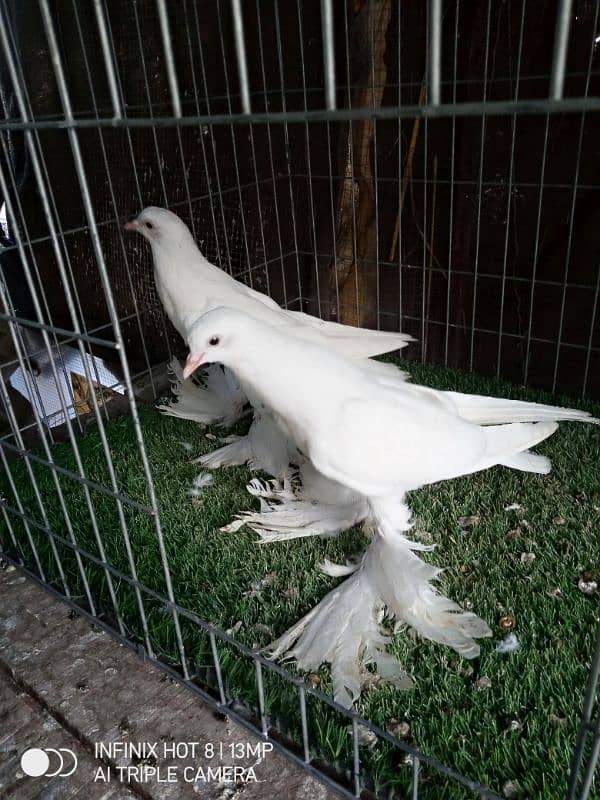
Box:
[181,259,414,359]
[228,285,414,360]
[284,310,414,359]
[310,389,487,495]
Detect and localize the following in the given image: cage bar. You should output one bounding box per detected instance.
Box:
[351,717,361,797]
[549,0,574,100]
[320,0,337,110]
[428,0,442,105]
[155,0,182,117]
[567,624,600,800]
[230,0,252,114]
[299,686,310,763]
[92,0,122,118]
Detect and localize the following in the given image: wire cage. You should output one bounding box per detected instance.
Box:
[0,0,599,798]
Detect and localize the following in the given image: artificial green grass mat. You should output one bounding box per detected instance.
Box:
[1,359,599,800]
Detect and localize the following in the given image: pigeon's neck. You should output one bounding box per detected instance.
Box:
[150,238,216,340]
[226,331,342,450]
[152,236,201,271]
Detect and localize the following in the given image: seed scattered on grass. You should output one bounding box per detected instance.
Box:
[499,614,517,631]
[361,672,381,690]
[225,620,242,636]
[458,515,480,528]
[577,572,598,595]
[504,503,524,512]
[496,633,521,654]
[387,720,410,738]
[503,779,523,798]
[553,516,567,525]
[261,571,278,587]
[348,724,378,748]
[475,676,492,690]
[549,713,568,727]
[520,552,535,565]
[255,623,274,638]
[243,581,264,599]
[547,587,564,600]
[413,529,433,543]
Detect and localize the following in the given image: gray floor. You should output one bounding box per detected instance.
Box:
[0,565,335,799]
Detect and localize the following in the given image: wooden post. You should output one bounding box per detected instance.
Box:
[327,0,392,328]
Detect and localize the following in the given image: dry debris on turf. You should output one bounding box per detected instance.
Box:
[1,357,598,799]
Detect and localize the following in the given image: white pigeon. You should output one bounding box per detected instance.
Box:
[125,206,412,355]
[184,307,598,706]
[125,205,412,492]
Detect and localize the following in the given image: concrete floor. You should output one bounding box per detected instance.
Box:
[0,565,337,800]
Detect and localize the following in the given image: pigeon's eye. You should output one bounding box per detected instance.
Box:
[208,336,220,346]
[145,221,153,230]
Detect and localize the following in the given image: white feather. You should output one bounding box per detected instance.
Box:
[157,359,246,426]
[269,515,491,707]
[221,460,370,541]
[184,309,598,703]
[130,206,413,357]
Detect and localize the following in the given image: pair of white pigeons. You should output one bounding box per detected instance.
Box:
[126,207,597,707]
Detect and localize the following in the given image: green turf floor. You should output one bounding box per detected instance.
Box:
[2,359,599,799]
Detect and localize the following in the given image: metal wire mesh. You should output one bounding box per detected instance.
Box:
[0,1,598,798]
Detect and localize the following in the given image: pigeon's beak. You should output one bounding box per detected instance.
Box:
[183,352,206,380]
[124,217,140,232]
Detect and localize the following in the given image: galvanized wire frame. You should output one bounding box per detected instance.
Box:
[0,2,597,799]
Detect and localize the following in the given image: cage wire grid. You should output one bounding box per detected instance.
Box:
[0,0,598,798]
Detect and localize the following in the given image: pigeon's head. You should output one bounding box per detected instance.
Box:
[124,206,193,249]
[183,307,254,379]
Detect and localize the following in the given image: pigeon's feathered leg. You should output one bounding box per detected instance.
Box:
[196,410,295,481]
[223,459,371,540]
[268,495,491,708]
[157,359,247,426]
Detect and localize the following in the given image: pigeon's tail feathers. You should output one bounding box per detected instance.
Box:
[500,451,552,474]
[268,519,490,706]
[157,359,246,426]
[446,391,599,426]
[478,420,558,473]
[286,310,414,360]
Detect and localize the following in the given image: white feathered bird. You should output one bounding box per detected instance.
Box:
[125,205,412,495]
[125,206,412,356]
[184,307,598,706]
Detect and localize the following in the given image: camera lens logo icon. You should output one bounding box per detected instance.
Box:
[21,747,78,778]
